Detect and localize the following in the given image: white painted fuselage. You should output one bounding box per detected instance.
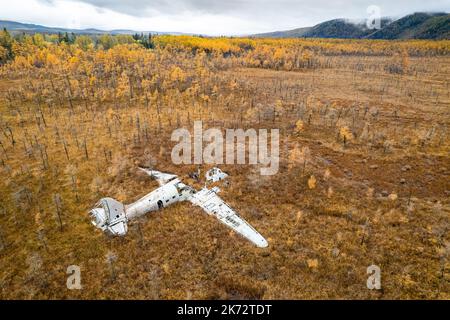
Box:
[125,178,194,220]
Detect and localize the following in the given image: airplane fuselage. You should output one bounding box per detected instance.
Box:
[125,178,194,220]
[89,168,268,247]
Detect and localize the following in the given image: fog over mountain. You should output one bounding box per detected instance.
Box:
[1,0,449,35]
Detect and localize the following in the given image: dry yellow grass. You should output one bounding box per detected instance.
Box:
[0,36,448,299]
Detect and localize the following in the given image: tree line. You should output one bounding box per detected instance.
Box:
[0,28,155,64]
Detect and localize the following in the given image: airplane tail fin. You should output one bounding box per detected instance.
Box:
[89,198,128,236]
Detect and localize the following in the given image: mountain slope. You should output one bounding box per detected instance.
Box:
[367,12,449,39]
[252,12,449,39]
[252,27,312,38]
[0,20,185,35]
[0,20,80,34]
[252,19,391,39]
[413,14,450,39]
[2,12,449,39]
[303,19,370,39]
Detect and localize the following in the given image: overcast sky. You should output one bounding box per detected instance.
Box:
[1,0,448,35]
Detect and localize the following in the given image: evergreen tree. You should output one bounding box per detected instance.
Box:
[63,32,70,43]
[0,28,14,64]
[140,33,154,49]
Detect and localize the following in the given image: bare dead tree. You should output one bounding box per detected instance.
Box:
[62,139,70,161]
[0,227,6,251]
[0,139,8,160]
[83,138,89,160]
[53,193,63,231]
[5,126,15,146]
[65,76,75,111]
[38,143,49,170]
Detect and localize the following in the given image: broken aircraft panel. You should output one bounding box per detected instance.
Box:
[205,167,228,182]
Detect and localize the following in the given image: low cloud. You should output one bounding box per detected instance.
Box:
[5,0,449,35]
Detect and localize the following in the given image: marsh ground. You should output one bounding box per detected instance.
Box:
[0,42,448,299]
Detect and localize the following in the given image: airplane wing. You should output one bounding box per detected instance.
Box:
[189,187,268,248]
[138,167,178,186]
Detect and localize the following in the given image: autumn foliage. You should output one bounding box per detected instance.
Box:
[0,31,449,299]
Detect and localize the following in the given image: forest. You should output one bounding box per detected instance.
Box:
[0,29,449,299]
